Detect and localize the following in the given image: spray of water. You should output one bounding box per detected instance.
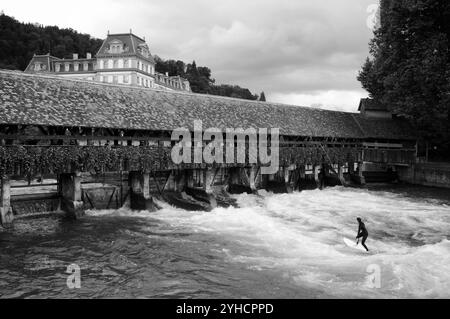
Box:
[89,187,450,298]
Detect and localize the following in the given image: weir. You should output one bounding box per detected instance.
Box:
[0,70,417,225]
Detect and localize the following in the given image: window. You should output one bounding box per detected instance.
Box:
[108,60,113,69]
[99,60,104,69]
[124,59,129,68]
[124,75,129,83]
[113,76,118,84]
[118,59,124,68]
[84,63,89,71]
[64,64,70,72]
[108,76,113,83]
[113,60,118,69]
[74,63,79,72]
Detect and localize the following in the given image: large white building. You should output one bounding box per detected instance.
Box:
[25,31,191,92]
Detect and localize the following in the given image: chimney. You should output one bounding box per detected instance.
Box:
[73,53,78,60]
[86,53,92,59]
[165,72,169,77]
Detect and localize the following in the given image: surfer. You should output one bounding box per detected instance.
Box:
[356,217,369,252]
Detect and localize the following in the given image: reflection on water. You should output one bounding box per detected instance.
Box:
[1,185,449,299]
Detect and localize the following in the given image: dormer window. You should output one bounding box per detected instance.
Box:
[106,40,125,54]
[137,43,150,58]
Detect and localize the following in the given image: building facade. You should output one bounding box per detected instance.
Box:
[25,32,191,92]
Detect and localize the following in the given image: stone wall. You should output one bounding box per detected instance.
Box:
[397,163,450,189]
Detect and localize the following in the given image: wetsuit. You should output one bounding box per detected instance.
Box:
[357,221,369,251]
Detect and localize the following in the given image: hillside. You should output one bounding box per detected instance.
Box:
[0,13,263,101]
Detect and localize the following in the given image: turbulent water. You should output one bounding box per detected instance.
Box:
[1,185,449,299]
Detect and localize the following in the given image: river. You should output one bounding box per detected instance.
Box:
[1,185,449,299]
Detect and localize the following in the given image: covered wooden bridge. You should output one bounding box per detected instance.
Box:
[0,70,416,226]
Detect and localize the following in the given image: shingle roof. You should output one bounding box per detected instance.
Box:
[96,33,155,63]
[0,70,415,140]
[358,98,388,111]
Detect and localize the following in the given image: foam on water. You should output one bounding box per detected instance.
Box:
[88,186,450,298]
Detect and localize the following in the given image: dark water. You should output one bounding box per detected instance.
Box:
[1,185,449,299]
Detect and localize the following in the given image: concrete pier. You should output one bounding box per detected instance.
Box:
[129,171,159,211]
[0,178,14,226]
[59,173,84,219]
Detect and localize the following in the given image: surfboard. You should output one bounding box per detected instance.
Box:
[343,237,369,253]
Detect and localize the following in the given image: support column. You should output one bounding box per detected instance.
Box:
[227,167,253,194]
[296,165,306,190]
[249,166,258,192]
[60,173,84,219]
[348,162,355,175]
[203,168,217,208]
[174,170,186,192]
[1,178,14,226]
[129,171,158,211]
[284,167,293,193]
[186,170,194,188]
[314,165,321,189]
[203,169,215,194]
[357,162,366,185]
[348,162,366,185]
[338,164,346,186]
[229,167,240,185]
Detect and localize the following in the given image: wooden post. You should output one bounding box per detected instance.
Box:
[357,162,366,185]
[60,173,84,219]
[141,172,150,200]
[1,178,14,226]
[338,164,346,186]
[186,170,194,188]
[174,170,186,192]
[314,165,321,188]
[284,167,293,193]
[229,167,240,185]
[249,166,258,192]
[203,169,215,194]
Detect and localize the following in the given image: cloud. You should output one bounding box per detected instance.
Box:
[2,0,376,111]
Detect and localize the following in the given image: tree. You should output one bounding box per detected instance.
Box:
[0,14,102,70]
[358,0,450,159]
[259,91,266,102]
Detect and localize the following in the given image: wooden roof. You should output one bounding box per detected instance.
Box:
[0,70,415,140]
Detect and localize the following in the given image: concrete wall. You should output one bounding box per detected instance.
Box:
[397,163,450,189]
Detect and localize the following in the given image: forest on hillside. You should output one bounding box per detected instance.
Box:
[0,13,264,101]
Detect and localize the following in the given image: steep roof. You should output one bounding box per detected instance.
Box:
[0,70,415,140]
[358,98,388,112]
[96,33,155,63]
[24,54,61,73]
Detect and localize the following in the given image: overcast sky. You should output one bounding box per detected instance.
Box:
[2,0,378,112]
